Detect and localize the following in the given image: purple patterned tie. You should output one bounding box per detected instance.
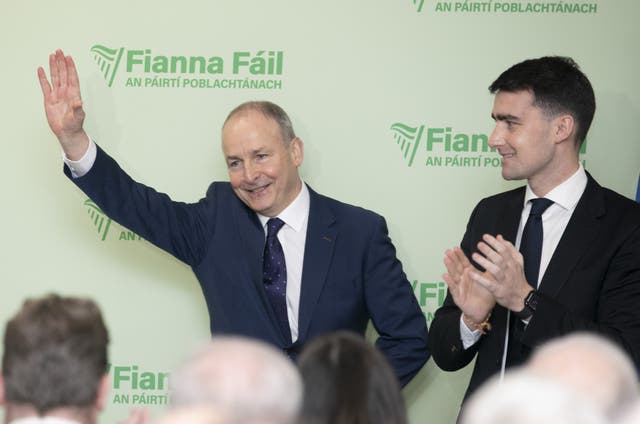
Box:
[263,218,291,344]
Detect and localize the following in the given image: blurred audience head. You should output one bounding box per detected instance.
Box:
[170,336,302,424]
[526,332,638,419]
[459,370,607,424]
[296,331,407,424]
[1,293,110,424]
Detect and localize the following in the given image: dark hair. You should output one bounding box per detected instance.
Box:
[489,56,595,146]
[2,294,109,414]
[296,331,407,424]
[224,101,296,145]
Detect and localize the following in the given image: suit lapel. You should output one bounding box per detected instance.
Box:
[493,189,525,347]
[497,189,525,244]
[297,186,337,342]
[235,198,283,335]
[538,174,604,297]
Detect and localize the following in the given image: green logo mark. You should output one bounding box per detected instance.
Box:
[89,44,285,90]
[412,280,446,324]
[90,45,125,88]
[108,363,171,406]
[390,122,502,168]
[84,199,111,241]
[390,123,424,167]
[413,0,425,12]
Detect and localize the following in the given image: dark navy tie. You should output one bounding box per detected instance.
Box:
[520,198,554,288]
[263,218,291,344]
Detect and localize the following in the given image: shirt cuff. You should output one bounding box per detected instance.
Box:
[63,138,97,178]
[460,313,482,349]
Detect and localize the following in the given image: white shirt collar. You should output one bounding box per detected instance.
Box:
[524,164,588,211]
[257,180,310,232]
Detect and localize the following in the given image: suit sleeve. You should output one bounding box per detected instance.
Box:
[428,201,485,371]
[364,216,430,386]
[64,145,213,266]
[524,221,640,365]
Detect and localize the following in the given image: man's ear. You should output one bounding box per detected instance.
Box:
[95,374,110,411]
[289,137,304,167]
[554,114,575,145]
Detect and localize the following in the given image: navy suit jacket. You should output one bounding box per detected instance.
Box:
[429,173,640,400]
[66,146,429,386]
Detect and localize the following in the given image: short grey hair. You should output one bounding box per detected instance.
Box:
[224,101,296,145]
[170,336,302,424]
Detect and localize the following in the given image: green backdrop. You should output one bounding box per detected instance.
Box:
[2,1,639,423]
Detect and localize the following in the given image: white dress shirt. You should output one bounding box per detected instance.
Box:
[460,165,588,348]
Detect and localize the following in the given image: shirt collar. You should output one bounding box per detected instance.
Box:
[524,164,587,211]
[257,180,310,232]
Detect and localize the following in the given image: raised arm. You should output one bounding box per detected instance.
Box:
[37,49,90,160]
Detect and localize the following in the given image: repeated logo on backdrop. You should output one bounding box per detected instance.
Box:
[90,44,285,90]
[391,122,498,168]
[412,0,599,14]
[412,279,447,324]
[85,199,141,242]
[391,122,588,168]
[108,363,170,406]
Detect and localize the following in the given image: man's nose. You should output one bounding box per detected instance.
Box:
[488,124,504,148]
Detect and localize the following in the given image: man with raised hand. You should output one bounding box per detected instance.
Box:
[37,50,429,386]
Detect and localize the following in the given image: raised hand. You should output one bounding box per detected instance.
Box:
[37,49,89,160]
[443,246,495,325]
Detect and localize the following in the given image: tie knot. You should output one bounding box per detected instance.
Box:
[529,198,554,217]
[266,218,285,237]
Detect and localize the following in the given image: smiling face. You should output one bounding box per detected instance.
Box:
[222,109,303,217]
[489,90,573,194]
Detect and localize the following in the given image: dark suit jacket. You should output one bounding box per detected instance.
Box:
[429,173,640,400]
[66,146,429,386]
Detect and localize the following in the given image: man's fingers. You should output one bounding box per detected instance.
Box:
[476,241,503,265]
[442,273,458,290]
[56,50,69,90]
[66,55,81,93]
[469,269,493,290]
[49,53,59,89]
[37,67,52,100]
[453,246,472,267]
[444,249,463,277]
[471,252,501,276]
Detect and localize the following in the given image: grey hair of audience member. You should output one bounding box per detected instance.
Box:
[526,332,638,420]
[460,370,608,424]
[169,336,302,424]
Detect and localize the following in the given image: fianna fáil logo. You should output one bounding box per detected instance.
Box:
[83,199,144,242]
[91,45,125,87]
[391,123,424,167]
[391,122,589,169]
[391,121,497,168]
[85,199,112,241]
[89,44,284,90]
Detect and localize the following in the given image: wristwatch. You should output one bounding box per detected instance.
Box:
[513,289,539,320]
